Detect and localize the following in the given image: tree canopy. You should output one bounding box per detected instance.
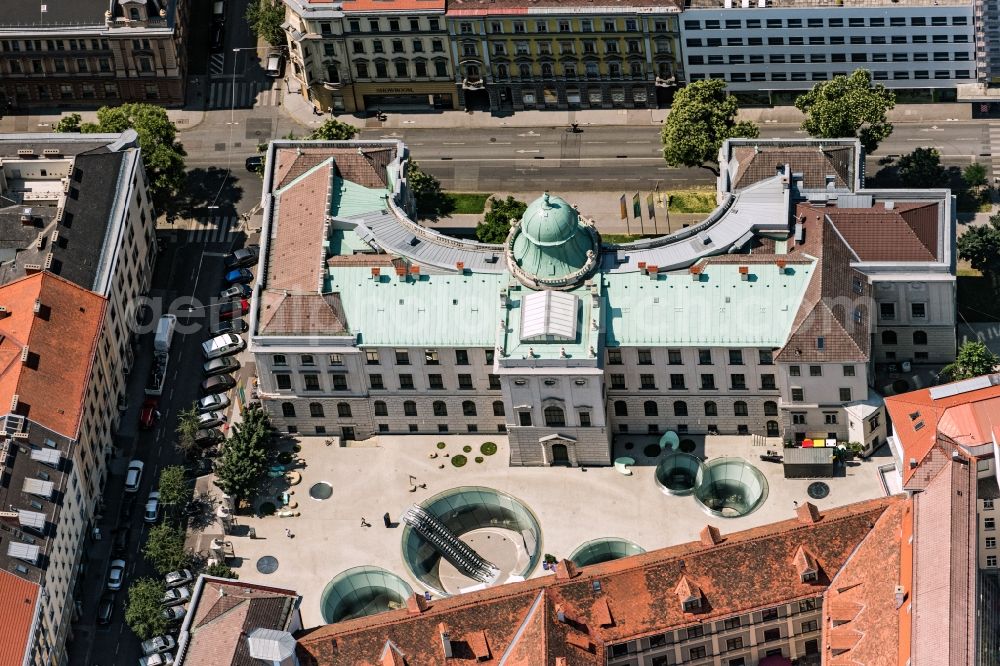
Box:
[958,213,1000,278]
[406,160,449,219]
[213,407,270,508]
[157,465,190,509]
[475,196,527,244]
[125,578,168,641]
[308,119,358,141]
[942,340,999,381]
[54,113,83,133]
[660,79,759,174]
[794,69,895,154]
[963,162,989,191]
[205,562,239,579]
[175,405,201,458]
[143,524,191,575]
[245,0,286,46]
[897,148,949,189]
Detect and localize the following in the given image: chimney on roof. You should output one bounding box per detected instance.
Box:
[647,265,658,280]
[699,525,723,546]
[690,265,702,281]
[776,259,787,274]
[555,559,579,580]
[909,458,918,469]
[371,267,381,280]
[638,261,647,274]
[796,502,822,524]
[0,306,9,319]
[406,593,429,614]
[395,266,407,282]
[455,261,464,274]
[894,585,907,609]
[33,300,41,315]
[739,266,750,281]
[439,623,453,659]
[409,265,420,277]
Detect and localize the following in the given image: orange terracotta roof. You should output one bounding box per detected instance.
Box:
[0,570,39,666]
[0,272,104,438]
[884,375,1000,485]
[825,203,939,262]
[296,497,898,666]
[268,160,332,294]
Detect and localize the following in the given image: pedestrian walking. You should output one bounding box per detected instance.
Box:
[361,517,371,528]
[285,528,291,538]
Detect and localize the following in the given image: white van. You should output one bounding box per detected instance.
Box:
[264,52,284,77]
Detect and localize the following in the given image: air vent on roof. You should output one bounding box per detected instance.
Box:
[20,346,28,363]
[17,149,34,157]
[35,234,45,250]
[43,253,53,270]
[885,201,895,210]
[794,222,804,243]
[54,207,64,223]
[10,394,18,412]
[928,375,997,400]
[20,208,33,225]
[50,230,59,244]
[42,148,60,156]
[33,299,41,314]
[24,264,42,275]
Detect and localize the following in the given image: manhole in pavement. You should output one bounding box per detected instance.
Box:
[309,482,333,500]
[807,482,830,500]
[256,556,279,574]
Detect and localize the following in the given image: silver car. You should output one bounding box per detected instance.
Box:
[141,635,177,656]
[196,394,230,414]
[197,411,225,429]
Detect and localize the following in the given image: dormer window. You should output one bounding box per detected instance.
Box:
[801,570,817,583]
[682,597,701,612]
[129,7,140,20]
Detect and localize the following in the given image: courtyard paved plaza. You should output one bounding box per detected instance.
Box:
[212,434,891,628]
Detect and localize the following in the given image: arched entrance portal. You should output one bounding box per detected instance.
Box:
[551,443,570,465]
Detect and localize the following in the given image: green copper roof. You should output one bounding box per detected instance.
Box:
[510,193,598,284]
[330,176,388,219]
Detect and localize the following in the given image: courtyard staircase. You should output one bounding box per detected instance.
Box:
[401,505,500,585]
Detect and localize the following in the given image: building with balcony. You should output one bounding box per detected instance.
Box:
[248,137,954,466]
[446,0,683,112]
[0,131,157,665]
[0,0,189,110]
[679,0,975,105]
[282,0,455,114]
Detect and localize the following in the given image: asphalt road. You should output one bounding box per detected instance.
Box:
[357,120,993,191]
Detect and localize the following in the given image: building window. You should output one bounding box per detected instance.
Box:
[699,349,712,365]
[763,401,778,416]
[687,625,704,639]
[729,350,743,365]
[366,350,380,365]
[404,400,417,416]
[638,349,653,365]
[705,401,718,417]
[644,401,658,417]
[281,402,295,417]
[726,637,744,651]
[607,349,622,365]
[336,402,351,418]
[792,412,806,425]
[518,411,532,426]
[913,330,928,345]
[399,374,414,390]
[489,375,501,390]
[374,401,388,416]
[986,537,996,548]
[544,406,565,427]
[763,627,781,641]
[986,517,995,530]
[669,374,685,390]
[579,411,591,427]
[642,375,658,390]
[689,646,707,660]
[985,499,995,510]
[799,598,817,612]
[668,349,682,365]
[791,388,804,402]
[731,374,746,390]
[610,374,625,390]
[824,412,838,425]
[839,388,852,402]
[276,374,292,390]
[801,619,819,632]
[761,607,778,622]
[429,375,444,390]
[331,375,347,391]
[463,401,477,417]
[458,374,473,390]
[433,401,448,417]
[369,374,385,390]
[880,302,896,320]
[988,556,997,567]
[493,400,505,417]
[674,401,688,417]
[309,402,325,418]
[761,374,776,390]
[614,401,628,417]
[701,374,716,390]
[759,349,773,365]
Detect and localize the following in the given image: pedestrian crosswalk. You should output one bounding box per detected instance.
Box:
[208,81,282,110]
[209,53,226,77]
[175,217,242,243]
[990,125,1000,183]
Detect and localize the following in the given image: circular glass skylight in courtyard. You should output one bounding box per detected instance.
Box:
[320,566,413,624]
[400,486,542,597]
[694,457,769,518]
[569,538,646,568]
[654,452,705,496]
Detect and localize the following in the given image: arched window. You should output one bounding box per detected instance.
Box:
[310,402,325,418]
[704,401,717,417]
[614,400,628,417]
[129,7,140,20]
[493,400,505,417]
[403,400,417,416]
[462,400,477,417]
[766,420,779,437]
[882,330,897,345]
[337,402,351,418]
[644,401,658,417]
[734,401,748,417]
[465,64,480,78]
[518,63,531,78]
[374,400,388,416]
[281,402,296,418]
[541,63,554,77]
[673,401,688,417]
[433,401,448,417]
[496,63,509,79]
[544,405,566,427]
[764,401,778,416]
[913,330,928,345]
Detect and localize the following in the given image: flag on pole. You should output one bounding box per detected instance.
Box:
[619,194,627,221]
[632,192,641,219]
[646,192,655,220]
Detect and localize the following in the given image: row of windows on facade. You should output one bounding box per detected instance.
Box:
[613,399,780,418]
[462,38,671,57]
[349,38,447,55]
[280,399,509,419]
[689,51,971,66]
[0,38,112,52]
[686,34,969,48]
[683,15,968,30]
[690,70,972,83]
[608,372,780,391]
[272,349,491,367]
[459,18,655,35]
[881,330,930,345]
[4,82,146,101]
[2,56,157,75]
[273,372,496,391]
[608,348,776,366]
[881,301,927,319]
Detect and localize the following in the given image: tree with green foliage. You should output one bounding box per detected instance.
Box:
[406,160,449,219]
[157,465,190,510]
[54,113,82,133]
[56,103,187,209]
[958,213,1000,279]
[795,69,895,154]
[942,340,999,382]
[245,0,286,46]
[660,79,759,175]
[307,118,358,141]
[175,405,201,458]
[897,147,949,189]
[475,196,527,244]
[143,524,191,575]
[125,578,168,641]
[213,408,270,509]
[964,162,989,192]
[204,562,239,580]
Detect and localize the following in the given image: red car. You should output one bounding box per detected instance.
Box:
[139,398,160,430]
[218,299,248,321]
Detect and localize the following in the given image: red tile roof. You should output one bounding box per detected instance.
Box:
[0,570,39,666]
[296,497,898,666]
[0,272,104,438]
[268,160,332,294]
[825,203,940,262]
[730,145,855,191]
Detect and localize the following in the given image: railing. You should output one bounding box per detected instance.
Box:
[402,505,499,584]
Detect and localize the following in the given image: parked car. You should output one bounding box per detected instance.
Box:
[162,606,187,623]
[139,398,160,430]
[197,411,226,429]
[140,652,175,666]
[201,374,236,395]
[204,356,240,377]
[144,491,161,524]
[210,24,224,52]
[202,333,244,359]
[106,559,126,591]
[141,635,177,656]
[112,527,131,557]
[224,268,254,285]
[162,586,191,607]
[97,593,115,625]
[219,284,252,300]
[197,394,230,414]
[164,569,194,588]
[224,245,260,269]
[125,460,144,493]
[195,428,224,447]
[264,51,284,77]
[217,299,249,321]
[244,156,264,174]
[209,319,247,336]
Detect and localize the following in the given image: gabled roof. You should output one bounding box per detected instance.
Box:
[259,292,348,337]
[730,145,855,191]
[0,569,39,666]
[825,202,940,263]
[296,497,898,666]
